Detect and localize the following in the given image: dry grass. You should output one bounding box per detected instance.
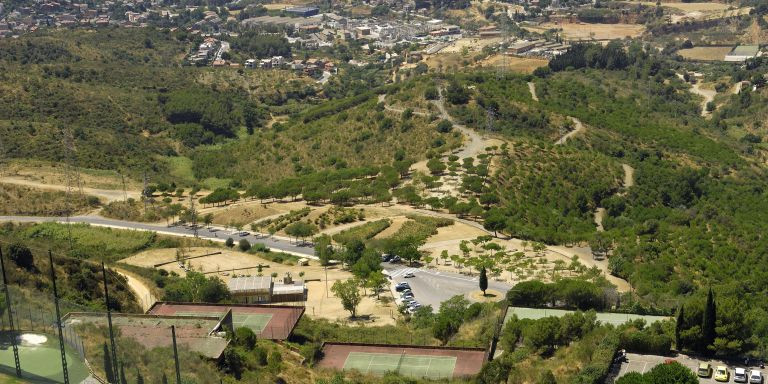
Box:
[0,183,97,215]
[523,22,645,40]
[480,55,550,74]
[639,1,731,12]
[678,46,732,61]
[209,203,282,226]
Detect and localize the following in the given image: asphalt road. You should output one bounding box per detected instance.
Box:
[0,215,316,258]
[383,262,511,312]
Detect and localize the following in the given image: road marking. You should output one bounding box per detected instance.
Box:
[642,362,648,374]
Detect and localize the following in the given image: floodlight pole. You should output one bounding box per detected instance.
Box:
[0,247,22,377]
[49,250,70,384]
[171,325,181,384]
[102,262,120,382]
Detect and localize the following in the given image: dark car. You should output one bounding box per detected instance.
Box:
[391,255,401,263]
[381,254,392,262]
[395,282,410,292]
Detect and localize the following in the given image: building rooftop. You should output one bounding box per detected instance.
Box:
[228,276,271,293]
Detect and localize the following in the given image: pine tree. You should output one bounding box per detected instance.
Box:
[120,363,127,384]
[702,287,717,353]
[103,343,115,383]
[675,305,684,350]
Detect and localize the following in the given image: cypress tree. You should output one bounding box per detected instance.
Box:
[702,287,717,353]
[479,267,488,296]
[136,369,144,384]
[103,343,115,383]
[161,373,168,384]
[120,363,127,384]
[675,305,684,350]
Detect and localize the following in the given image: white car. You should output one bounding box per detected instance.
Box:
[735,368,748,383]
[403,272,415,278]
[750,370,763,384]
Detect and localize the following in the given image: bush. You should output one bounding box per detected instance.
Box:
[225,237,234,247]
[238,239,251,252]
[436,120,453,133]
[571,332,619,384]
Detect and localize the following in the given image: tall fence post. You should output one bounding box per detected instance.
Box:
[49,250,70,384]
[0,247,22,377]
[102,263,120,382]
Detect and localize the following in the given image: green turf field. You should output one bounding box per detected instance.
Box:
[175,312,273,332]
[0,333,90,383]
[342,352,456,379]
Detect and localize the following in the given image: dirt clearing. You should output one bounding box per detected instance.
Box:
[678,46,732,61]
[523,23,645,40]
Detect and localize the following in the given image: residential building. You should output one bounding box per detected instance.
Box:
[227,274,307,304]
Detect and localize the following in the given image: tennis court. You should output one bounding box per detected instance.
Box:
[175,311,273,332]
[318,343,487,379]
[504,306,671,326]
[343,352,457,379]
[0,332,90,383]
[147,302,304,340]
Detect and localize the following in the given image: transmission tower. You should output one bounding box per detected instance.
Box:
[486,107,496,131]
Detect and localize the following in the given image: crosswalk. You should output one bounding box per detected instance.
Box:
[386,267,478,282]
[386,267,420,278]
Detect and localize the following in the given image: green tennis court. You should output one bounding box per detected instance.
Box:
[0,333,90,383]
[504,306,671,326]
[174,312,273,332]
[342,352,456,379]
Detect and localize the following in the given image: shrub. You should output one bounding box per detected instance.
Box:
[225,237,234,247]
[238,239,251,252]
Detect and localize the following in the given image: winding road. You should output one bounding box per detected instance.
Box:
[0,215,317,258]
[432,87,487,160]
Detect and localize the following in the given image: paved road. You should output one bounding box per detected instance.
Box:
[383,262,510,312]
[0,215,316,258]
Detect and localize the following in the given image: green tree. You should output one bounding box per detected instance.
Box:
[225,237,234,247]
[538,370,557,384]
[331,279,362,318]
[203,213,214,228]
[285,221,318,243]
[161,373,168,384]
[702,287,716,353]
[9,243,34,270]
[221,346,245,379]
[615,372,647,384]
[436,120,453,133]
[675,305,684,350]
[645,361,698,384]
[366,271,388,299]
[479,267,488,296]
[427,158,446,175]
[234,327,257,350]
[314,234,334,266]
[136,369,144,384]
[238,239,251,252]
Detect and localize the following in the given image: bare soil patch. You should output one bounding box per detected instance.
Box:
[523,22,645,40]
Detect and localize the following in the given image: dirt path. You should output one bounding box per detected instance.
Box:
[114,268,156,312]
[555,117,586,145]
[432,88,487,160]
[677,73,716,117]
[0,177,138,203]
[594,163,634,232]
[527,82,539,101]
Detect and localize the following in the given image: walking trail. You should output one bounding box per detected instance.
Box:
[676,73,716,118]
[0,176,139,203]
[114,267,156,312]
[555,116,586,145]
[527,82,539,102]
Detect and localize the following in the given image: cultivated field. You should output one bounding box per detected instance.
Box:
[522,22,645,40]
[677,46,732,61]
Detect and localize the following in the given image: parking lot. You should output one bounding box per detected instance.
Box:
[611,353,765,383]
[383,262,510,312]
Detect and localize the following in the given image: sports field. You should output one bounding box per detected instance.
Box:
[0,333,90,383]
[343,352,456,379]
[174,312,273,333]
[504,306,671,326]
[317,343,487,379]
[148,302,304,340]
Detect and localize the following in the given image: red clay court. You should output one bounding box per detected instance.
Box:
[147,302,304,340]
[317,342,488,379]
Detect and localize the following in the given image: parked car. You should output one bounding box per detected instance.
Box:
[735,368,748,383]
[698,363,713,378]
[714,366,729,382]
[402,298,416,307]
[395,283,410,292]
[409,302,421,309]
[403,272,415,278]
[401,292,414,300]
[381,254,392,262]
[750,370,763,383]
[391,255,401,263]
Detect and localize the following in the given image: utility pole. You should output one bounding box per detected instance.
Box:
[120,171,128,202]
[49,251,70,384]
[0,247,22,378]
[142,172,149,212]
[190,194,198,238]
[325,265,329,298]
[102,263,120,382]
